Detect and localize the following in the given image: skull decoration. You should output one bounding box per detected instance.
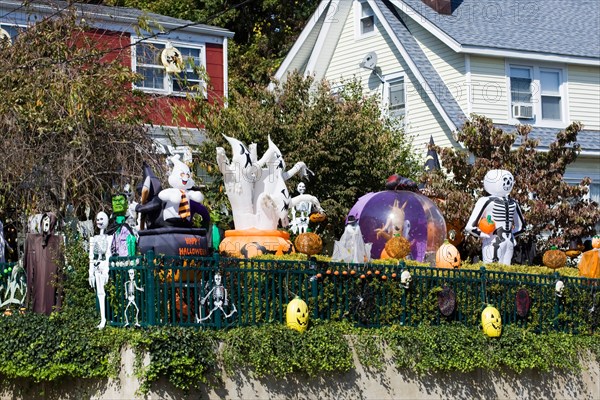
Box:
[555,280,565,297]
[483,169,515,196]
[96,212,109,231]
[400,270,412,289]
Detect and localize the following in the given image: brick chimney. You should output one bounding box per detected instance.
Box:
[421,0,452,15]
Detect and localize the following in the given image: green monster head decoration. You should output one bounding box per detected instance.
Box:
[112,194,127,216]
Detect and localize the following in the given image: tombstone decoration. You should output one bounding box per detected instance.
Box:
[124,269,144,327]
[465,169,525,265]
[88,211,111,329]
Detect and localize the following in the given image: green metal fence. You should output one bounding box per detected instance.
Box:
[103,252,600,334]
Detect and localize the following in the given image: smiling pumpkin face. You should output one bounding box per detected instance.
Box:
[286,297,309,333]
[482,305,502,337]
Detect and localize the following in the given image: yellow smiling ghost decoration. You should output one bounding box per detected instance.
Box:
[482,305,502,337]
[286,297,309,333]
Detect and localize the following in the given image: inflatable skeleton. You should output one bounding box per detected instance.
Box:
[88,211,111,329]
[465,170,525,265]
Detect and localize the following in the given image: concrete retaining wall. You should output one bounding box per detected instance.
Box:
[2,346,599,399]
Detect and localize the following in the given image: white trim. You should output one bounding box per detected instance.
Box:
[390,0,600,67]
[223,37,229,106]
[354,0,378,40]
[306,0,341,76]
[274,0,331,81]
[383,72,407,120]
[367,0,457,132]
[465,54,472,115]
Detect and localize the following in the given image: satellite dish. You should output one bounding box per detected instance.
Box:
[160,43,183,73]
[359,51,378,71]
[0,28,12,46]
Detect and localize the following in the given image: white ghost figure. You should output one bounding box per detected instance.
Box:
[465,169,525,265]
[158,155,204,225]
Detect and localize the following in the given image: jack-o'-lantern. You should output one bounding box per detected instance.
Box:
[478,215,496,235]
[481,305,502,337]
[543,247,567,269]
[592,236,600,249]
[384,235,411,259]
[286,297,309,333]
[309,212,327,223]
[435,241,461,269]
[294,232,323,256]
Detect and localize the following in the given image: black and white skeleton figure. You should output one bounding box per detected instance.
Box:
[124,268,144,327]
[290,182,312,234]
[88,211,111,329]
[196,273,237,323]
[465,170,525,265]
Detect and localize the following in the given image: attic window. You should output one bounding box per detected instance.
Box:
[358,1,375,36]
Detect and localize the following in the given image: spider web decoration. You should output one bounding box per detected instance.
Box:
[348,280,376,326]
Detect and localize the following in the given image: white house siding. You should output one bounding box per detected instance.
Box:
[403,17,467,112]
[325,3,454,157]
[469,56,509,123]
[568,65,600,131]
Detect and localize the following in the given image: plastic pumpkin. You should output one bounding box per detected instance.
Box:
[478,215,496,235]
[542,247,567,269]
[294,232,323,256]
[384,236,411,259]
[286,297,309,332]
[435,241,461,269]
[309,212,327,223]
[481,305,502,337]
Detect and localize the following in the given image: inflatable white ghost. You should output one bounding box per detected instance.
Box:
[465,169,525,265]
[158,155,204,226]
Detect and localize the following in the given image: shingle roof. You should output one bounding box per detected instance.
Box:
[399,0,600,59]
[374,0,466,130]
[495,124,600,152]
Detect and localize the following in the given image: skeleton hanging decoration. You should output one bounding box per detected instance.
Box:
[89,211,111,329]
[400,270,412,289]
[124,269,144,327]
[196,273,237,323]
[465,170,525,265]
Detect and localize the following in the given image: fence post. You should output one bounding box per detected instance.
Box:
[310,258,319,320]
[480,266,487,308]
[553,271,560,332]
[146,250,156,326]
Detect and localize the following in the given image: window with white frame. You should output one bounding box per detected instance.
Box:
[509,64,565,124]
[356,0,375,37]
[387,77,406,118]
[133,39,206,96]
[0,24,23,43]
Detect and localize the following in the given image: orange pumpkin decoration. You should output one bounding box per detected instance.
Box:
[578,249,600,279]
[309,212,327,223]
[294,232,323,256]
[436,240,461,269]
[543,247,567,269]
[478,215,496,235]
[384,236,411,259]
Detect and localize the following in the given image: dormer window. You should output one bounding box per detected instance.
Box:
[356,1,376,38]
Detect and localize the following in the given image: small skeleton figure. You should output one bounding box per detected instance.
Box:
[289,182,312,234]
[89,212,111,329]
[466,169,525,265]
[196,273,237,322]
[124,269,144,327]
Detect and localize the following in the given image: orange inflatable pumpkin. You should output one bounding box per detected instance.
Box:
[478,215,496,235]
[436,241,461,269]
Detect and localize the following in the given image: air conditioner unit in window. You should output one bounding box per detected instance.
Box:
[512,103,534,119]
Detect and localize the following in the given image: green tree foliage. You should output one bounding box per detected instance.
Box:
[181,73,420,241]
[0,9,160,220]
[107,0,321,92]
[421,115,599,258]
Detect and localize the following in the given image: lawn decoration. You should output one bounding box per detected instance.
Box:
[515,288,531,318]
[555,280,565,297]
[0,219,12,264]
[124,269,144,327]
[294,232,323,256]
[481,305,502,337]
[438,286,456,317]
[197,273,237,323]
[88,211,111,329]
[331,215,372,263]
[349,280,376,325]
[348,190,446,261]
[435,239,461,269]
[466,169,525,265]
[217,135,323,257]
[290,182,312,234]
[543,247,567,269]
[136,160,210,257]
[286,296,309,332]
[565,239,583,258]
[384,235,411,259]
[107,193,137,257]
[478,215,496,235]
[0,261,27,311]
[309,212,327,224]
[400,270,412,289]
[579,238,600,279]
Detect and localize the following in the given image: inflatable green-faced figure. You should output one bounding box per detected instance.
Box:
[108,193,137,257]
